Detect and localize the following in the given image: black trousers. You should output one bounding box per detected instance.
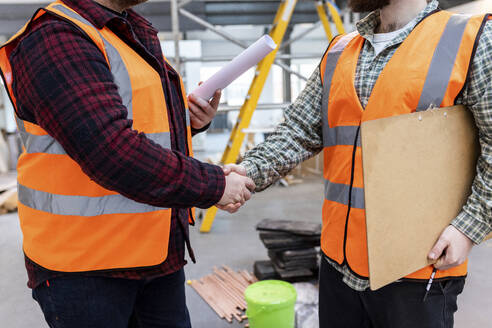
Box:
[33,269,191,328]
[319,259,465,328]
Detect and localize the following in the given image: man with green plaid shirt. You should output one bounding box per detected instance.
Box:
[226,0,492,326]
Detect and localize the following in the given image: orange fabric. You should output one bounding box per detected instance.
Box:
[327,38,365,127]
[17,154,118,197]
[345,208,368,277]
[441,17,484,107]
[19,203,172,272]
[320,11,485,280]
[22,121,48,135]
[0,1,191,272]
[321,200,349,265]
[362,12,450,121]
[323,146,363,188]
[99,28,170,134]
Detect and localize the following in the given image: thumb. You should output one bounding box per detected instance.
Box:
[244,177,256,192]
[227,164,246,176]
[428,236,449,261]
[222,165,232,175]
[210,89,222,110]
[435,254,448,269]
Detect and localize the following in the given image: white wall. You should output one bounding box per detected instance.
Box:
[449,0,492,13]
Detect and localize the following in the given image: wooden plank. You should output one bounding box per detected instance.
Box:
[188,267,253,323]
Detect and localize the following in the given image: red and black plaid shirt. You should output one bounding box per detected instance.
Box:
[9,0,225,289]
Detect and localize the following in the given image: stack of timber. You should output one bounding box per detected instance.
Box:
[254,219,321,282]
[0,173,17,214]
[188,266,257,324]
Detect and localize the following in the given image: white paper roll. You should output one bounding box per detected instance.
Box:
[191,35,277,100]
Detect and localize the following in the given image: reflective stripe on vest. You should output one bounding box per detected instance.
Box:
[18,183,167,216]
[416,14,471,111]
[320,11,487,280]
[16,117,172,154]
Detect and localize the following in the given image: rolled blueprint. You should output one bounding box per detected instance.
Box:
[192,35,277,100]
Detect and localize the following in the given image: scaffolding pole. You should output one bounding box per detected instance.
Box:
[171,0,182,73]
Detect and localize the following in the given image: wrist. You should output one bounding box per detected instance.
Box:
[451,211,491,245]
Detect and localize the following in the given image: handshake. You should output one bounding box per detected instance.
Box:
[216,164,255,213]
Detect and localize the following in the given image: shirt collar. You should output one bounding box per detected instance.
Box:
[60,0,156,32]
[356,0,440,42]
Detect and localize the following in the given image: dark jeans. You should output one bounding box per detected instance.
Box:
[32,269,191,328]
[319,259,465,328]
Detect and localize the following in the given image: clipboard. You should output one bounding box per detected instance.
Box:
[361,105,482,291]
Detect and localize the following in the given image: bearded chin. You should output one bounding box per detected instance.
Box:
[348,0,391,12]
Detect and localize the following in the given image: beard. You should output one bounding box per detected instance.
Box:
[348,0,391,12]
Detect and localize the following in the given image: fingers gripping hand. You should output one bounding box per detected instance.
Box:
[188,89,222,130]
[428,225,474,271]
[223,164,255,194]
[222,164,247,177]
[216,203,242,213]
[217,172,256,213]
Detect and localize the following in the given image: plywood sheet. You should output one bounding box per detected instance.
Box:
[361,106,480,291]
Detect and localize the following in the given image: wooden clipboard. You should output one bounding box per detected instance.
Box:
[361,106,484,291]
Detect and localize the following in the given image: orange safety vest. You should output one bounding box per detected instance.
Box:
[0,1,195,272]
[320,11,489,281]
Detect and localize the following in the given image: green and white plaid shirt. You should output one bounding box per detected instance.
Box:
[242,0,492,291]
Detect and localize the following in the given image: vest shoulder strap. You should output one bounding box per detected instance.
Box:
[44,2,109,64]
[320,31,359,116]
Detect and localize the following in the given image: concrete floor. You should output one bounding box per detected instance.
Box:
[1,178,491,327]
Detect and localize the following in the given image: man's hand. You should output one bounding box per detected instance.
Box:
[222,164,247,176]
[217,172,255,213]
[428,225,474,270]
[188,87,221,130]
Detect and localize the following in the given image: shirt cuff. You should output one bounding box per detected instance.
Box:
[451,210,492,245]
[191,123,211,136]
[196,163,226,209]
[241,160,261,189]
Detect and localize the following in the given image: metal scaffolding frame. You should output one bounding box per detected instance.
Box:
[168,0,353,81]
[0,0,475,35]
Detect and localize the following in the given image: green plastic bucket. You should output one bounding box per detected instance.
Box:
[244,280,297,328]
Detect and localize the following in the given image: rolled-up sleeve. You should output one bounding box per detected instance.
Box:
[452,21,492,244]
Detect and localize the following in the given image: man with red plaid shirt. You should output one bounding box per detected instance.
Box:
[2,0,254,326]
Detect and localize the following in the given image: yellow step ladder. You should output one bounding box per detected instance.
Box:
[200,0,346,232]
[316,0,346,40]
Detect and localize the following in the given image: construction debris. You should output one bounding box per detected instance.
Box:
[188,266,258,324]
[255,219,321,282]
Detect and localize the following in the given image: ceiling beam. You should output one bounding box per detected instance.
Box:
[0,0,476,36]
